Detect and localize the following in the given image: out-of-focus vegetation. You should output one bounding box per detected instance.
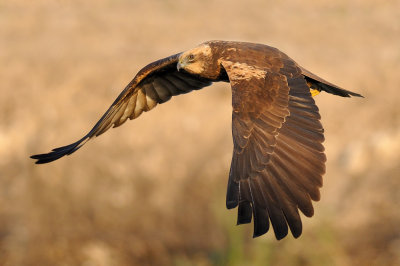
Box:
[1,0,399,265]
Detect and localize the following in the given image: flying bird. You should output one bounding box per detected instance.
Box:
[31,41,362,240]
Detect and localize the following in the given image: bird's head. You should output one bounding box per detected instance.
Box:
[177,43,221,80]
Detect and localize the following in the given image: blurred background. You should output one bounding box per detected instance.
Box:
[1,0,399,265]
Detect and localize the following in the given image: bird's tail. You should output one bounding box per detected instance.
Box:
[300,67,363,98]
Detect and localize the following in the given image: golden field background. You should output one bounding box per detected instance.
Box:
[1,0,400,265]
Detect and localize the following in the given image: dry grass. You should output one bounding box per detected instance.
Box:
[1,0,400,265]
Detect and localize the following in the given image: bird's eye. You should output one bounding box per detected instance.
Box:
[187,54,195,61]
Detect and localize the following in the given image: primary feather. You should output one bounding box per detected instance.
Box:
[31,40,362,240]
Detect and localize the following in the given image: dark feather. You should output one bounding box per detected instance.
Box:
[31,41,362,240]
[31,53,212,164]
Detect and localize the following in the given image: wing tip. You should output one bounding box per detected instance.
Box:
[251,227,301,240]
[30,137,89,164]
[272,225,289,240]
[30,153,61,164]
[292,231,302,239]
[349,91,364,98]
[252,232,264,238]
[252,227,269,238]
[344,90,365,98]
[226,200,238,209]
[322,84,364,98]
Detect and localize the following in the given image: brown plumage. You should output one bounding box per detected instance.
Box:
[31,41,363,240]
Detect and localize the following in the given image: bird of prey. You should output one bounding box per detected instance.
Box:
[31,40,362,240]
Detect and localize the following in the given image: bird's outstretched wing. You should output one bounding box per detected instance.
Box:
[223,53,326,240]
[31,53,212,163]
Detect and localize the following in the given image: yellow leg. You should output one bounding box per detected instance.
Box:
[306,81,321,97]
[310,89,320,97]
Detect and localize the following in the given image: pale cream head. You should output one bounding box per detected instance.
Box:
[177,44,214,75]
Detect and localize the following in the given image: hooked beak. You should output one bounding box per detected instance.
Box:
[177,59,187,71]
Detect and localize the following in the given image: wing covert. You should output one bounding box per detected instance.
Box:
[223,54,325,240]
[31,53,212,164]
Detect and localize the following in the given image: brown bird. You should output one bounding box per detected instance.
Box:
[31,40,362,240]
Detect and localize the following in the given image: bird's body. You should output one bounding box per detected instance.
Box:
[31,41,362,240]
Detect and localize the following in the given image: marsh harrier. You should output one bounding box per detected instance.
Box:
[31,41,362,240]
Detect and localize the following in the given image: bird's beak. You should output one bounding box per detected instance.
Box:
[177,59,186,71]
